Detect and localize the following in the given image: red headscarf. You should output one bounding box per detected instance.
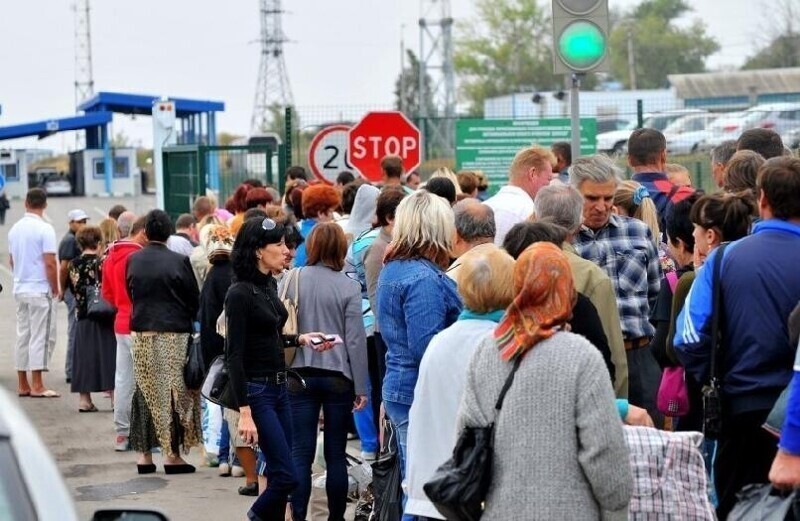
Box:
[494,242,576,361]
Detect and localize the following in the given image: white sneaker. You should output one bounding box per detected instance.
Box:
[231,465,245,477]
[361,451,377,462]
[218,463,231,477]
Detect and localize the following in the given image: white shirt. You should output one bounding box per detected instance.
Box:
[405,319,497,519]
[8,212,57,295]
[166,234,195,257]
[482,185,535,246]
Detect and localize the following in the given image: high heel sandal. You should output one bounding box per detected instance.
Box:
[137,464,156,475]
[163,463,195,475]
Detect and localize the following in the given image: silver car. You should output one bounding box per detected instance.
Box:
[0,388,168,521]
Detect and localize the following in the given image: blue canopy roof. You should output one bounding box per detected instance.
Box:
[78,91,225,117]
[0,111,113,141]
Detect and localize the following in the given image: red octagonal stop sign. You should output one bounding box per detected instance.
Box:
[348,111,422,183]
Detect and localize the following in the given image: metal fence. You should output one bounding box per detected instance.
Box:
[286,95,747,193]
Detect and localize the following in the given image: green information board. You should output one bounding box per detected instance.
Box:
[456,118,597,193]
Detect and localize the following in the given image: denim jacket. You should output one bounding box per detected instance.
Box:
[377,258,462,405]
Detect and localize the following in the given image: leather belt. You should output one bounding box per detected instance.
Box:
[624,337,650,351]
[247,371,287,385]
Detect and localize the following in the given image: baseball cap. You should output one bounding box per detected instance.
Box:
[68,209,90,222]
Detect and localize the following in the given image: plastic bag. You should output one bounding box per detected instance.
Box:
[729,484,800,521]
[371,452,402,521]
[184,333,205,390]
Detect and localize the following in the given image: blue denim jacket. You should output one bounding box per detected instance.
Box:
[377,258,462,405]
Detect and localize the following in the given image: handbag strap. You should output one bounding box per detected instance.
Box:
[708,243,729,386]
[279,269,295,300]
[494,355,524,412]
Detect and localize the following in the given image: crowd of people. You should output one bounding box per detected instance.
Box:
[6,125,800,520]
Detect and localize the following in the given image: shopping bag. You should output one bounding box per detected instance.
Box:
[729,484,800,521]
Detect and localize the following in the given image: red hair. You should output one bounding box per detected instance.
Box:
[301,185,341,219]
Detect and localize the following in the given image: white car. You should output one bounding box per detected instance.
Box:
[42,175,73,196]
[700,111,762,151]
[664,114,719,155]
[0,388,168,521]
[597,109,707,154]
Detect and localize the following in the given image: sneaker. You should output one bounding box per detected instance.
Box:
[238,482,258,496]
[204,452,219,468]
[218,463,232,477]
[231,465,245,478]
[361,451,377,462]
[114,436,129,452]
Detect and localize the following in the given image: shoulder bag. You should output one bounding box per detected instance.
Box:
[201,306,236,409]
[657,271,690,417]
[279,268,301,366]
[423,355,524,521]
[85,284,116,321]
[183,333,205,390]
[702,243,729,441]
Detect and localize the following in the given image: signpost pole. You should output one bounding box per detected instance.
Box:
[570,73,582,161]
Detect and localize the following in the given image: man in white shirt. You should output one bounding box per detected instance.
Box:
[166,213,198,256]
[8,188,60,398]
[483,145,556,245]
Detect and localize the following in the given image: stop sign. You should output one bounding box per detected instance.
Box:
[348,111,422,183]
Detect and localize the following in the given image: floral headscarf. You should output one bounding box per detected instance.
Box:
[205,225,234,262]
[494,242,576,361]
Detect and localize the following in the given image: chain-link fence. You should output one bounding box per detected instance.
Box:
[287,94,749,193]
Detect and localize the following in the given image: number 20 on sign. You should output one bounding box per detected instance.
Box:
[308,125,353,184]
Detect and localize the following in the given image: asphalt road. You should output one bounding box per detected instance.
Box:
[0,195,255,521]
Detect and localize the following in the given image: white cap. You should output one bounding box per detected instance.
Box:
[67,209,89,222]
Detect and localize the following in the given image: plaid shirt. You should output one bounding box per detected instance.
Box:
[574,214,661,339]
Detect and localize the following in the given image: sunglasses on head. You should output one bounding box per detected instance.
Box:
[261,218,277,231]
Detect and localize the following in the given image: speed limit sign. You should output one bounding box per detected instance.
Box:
[308,125,356,184]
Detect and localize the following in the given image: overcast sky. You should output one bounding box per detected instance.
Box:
[0,0,757,152]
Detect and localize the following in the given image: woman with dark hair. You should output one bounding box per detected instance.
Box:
[282,222,369,520]
[68,225,117,412]
[424,176,457,206]
[226,217,333,520]
[126,210,201,475]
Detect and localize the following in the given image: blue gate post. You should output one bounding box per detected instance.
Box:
[102,123,112,194]
[207,111,219,192]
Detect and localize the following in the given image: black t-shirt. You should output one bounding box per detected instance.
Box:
[58,231,81,262]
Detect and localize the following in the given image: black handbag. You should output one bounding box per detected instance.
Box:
[424,355,524,521]
[85,284,116,321]
[702,243,729,441]
[201,355,236,409]
[183,333,205,390]
[729,484,800,520]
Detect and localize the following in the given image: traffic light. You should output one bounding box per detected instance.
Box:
[552,0,610,74]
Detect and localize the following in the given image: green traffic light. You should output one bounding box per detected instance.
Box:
[558,20,606,71]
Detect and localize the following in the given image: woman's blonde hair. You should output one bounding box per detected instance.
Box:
[98,218,119,250]
[457,246,515,313]
[385,190,455,269]
[430,167,463,194]
[613,180,660,245]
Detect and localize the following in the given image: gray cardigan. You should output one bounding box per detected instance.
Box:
[457,332,632,520]
[280,264,369,396]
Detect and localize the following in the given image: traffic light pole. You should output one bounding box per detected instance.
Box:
[570,72,583,161]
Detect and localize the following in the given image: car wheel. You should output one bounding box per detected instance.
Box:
[691,143,699,154]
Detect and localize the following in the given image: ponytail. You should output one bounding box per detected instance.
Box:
[614,180,661,245]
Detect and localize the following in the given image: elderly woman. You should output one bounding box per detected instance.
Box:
[283,222,369,520]
[68,225,117,412]
[457,242,632,519]
[406,245,515,520]
[294,184,342,267]
[126,210,200,474]
[376,190,463,493]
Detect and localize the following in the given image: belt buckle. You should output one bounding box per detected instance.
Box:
[276,372,287,385]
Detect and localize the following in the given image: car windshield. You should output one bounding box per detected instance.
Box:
[0,442,36,520]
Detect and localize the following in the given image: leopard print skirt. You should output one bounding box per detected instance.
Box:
[129,332,201,457]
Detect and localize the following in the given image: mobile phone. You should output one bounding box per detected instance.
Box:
[310,336,325,346]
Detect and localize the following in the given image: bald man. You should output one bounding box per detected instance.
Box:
[447,199,497,282]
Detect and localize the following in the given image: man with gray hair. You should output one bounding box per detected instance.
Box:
[570,155,662,424]
[534,184,628,398]
[116,211,136,239]
[711,140,737,188]
[447,200,496,283]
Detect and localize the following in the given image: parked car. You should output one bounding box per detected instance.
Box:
[42,174,72,196]
[596,118,634,134]
[665,113,719,155]
[596,109,707,154]
[701,103,800,151]
[0,387,168,521]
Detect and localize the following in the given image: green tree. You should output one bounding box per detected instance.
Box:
[454,0,563,117]
[394,50,435,120]
[743,1,800,69]
[609,0,719,89]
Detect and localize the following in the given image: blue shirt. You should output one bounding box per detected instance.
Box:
[675,219,800,415]
[293,218,317,267]
[377,258,462,405]
[574,214,661,339]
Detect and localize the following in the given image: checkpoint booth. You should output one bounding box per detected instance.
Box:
[0,148,53,199]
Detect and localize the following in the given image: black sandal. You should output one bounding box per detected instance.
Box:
[164,463,196,475]
[137,464,156,474]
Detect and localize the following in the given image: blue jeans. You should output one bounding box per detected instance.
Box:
[246,381,298,521]
[383,400,416,521]
[289,374,354,521]
[218,412,231,465]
